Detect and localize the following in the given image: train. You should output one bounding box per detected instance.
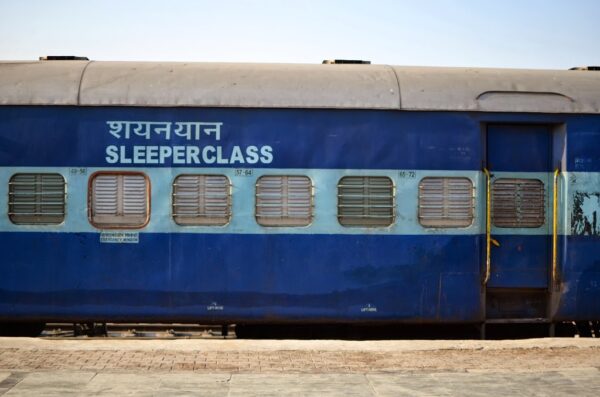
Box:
[0,58,599,337]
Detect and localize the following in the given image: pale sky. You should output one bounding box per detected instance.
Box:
[1,0,599,69]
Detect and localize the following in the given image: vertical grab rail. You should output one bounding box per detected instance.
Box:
[552,168,560,286]
[483,168,492,285]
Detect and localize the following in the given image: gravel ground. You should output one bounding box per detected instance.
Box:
[0,337,598,373]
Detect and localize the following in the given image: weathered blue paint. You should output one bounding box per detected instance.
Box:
[1,105,600,323]
[486,124,551,289]
[486,124,551,172]
[555,235,600,320]
[565,122,600,172]
[487,235,549,288]
[0,232,482,323]
[1,107,600,171]
[0,106,481,170]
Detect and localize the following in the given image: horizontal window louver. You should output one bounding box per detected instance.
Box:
[492,178,545,228]
[256,175,313,226]
[418,177,474,228]
[90,173,149,228]
[172,175,231,226]
[338,176,395,227]
[8,173,66,224]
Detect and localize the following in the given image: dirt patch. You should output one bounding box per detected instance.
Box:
[0,346,598,373]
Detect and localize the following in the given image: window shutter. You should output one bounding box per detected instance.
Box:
[492,178,545,228]
[9,173,66,224]
[256,175,313,226]
[338,176,395,227]
[90,173,149,228]
[173,175,231,226]
[418,177,474,227]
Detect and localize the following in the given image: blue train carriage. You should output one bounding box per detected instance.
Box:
[0,59,599,336]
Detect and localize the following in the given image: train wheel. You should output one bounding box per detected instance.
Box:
[0,322,46,337]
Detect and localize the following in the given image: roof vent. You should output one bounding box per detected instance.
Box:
[322,59,371,65]
[39,56,89,61]
[569,66,600,71]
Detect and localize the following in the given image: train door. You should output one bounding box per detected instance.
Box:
[484,124,552,323]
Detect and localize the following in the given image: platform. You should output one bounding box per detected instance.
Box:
[0,338,599,395]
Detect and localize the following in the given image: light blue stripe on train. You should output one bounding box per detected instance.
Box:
[0,166,593,236]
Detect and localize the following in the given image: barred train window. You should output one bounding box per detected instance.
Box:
[492,178,545,228]
[256,175,313,227]
[8,173,66,224]
[89,172,150,229]
[418,177,474,228]
[172,175,231,226]
[338,176,395,227]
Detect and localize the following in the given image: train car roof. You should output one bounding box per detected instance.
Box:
[1,60,600,114]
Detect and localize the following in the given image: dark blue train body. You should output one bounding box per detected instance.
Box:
[0,61,599,333]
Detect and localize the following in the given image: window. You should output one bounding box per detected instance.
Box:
[172,174,231,226]
[337,176,395,227]
[492,178,545,228]
[418,177,474,228]
[256,175,313,226]
[89,172,150,229]
[8,173,66,224]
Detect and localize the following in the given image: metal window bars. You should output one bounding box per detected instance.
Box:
[418,177,474,228]
[172,175,232,226]
[256,175,313,227]
[492,178,545,228]
[91,173,149,228]
[337,176,395,227]
[8,173,66,225]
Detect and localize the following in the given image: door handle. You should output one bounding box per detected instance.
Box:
[552,168,560,286]
[483,168,492,285]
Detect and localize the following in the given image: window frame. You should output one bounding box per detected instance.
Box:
[337,175,396,228]
[88,171,151,230]
[492,177,546,229]
[172,174,232,227]
[417,176,475,228]
[8,172,67,225]
[255,175,314,227]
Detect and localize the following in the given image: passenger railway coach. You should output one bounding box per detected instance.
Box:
[0,59,599,336]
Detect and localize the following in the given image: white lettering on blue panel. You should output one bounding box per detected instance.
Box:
[104,120,274,165]
[207,302,224,311]
[100,232,139,244]
[360,304,378,313]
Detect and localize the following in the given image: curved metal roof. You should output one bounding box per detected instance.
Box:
[1,60,600,113]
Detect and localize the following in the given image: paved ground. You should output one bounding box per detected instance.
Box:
[0,338,599,395]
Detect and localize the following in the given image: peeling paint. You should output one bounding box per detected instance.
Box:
[572,191,600,236]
